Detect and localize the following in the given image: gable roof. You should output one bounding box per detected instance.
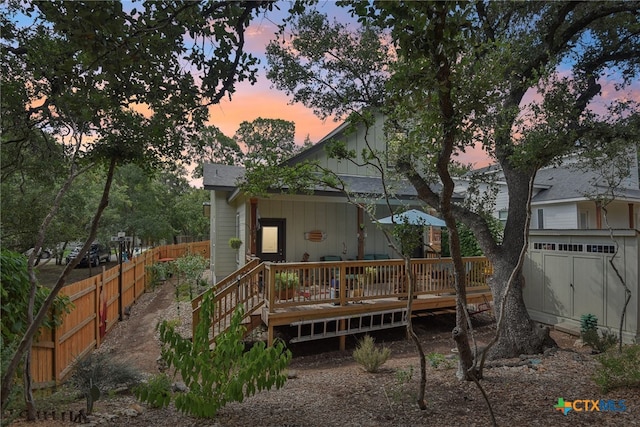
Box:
[202,164,245,191]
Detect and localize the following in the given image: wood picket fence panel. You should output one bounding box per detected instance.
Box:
[30,241,210,388]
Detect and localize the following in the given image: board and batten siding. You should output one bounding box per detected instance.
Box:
[523,229,639,343]
[305,112,386,178]
[211,190,242,280]
[252,195,397,263]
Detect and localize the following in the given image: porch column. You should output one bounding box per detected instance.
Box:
[357,206,365,260]
[629,203,635,229]
[595,201,602,229]
[250,198,258,255]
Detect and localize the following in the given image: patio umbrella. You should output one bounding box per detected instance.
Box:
[376,209,446,227]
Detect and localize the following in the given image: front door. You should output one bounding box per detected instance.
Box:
[257,218,286,262]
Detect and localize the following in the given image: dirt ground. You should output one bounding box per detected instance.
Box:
[10,273,640,426]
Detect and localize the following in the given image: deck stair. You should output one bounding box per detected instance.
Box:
[289,307,408,343]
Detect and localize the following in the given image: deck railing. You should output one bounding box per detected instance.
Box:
[265,256,492,309]
[191,256,492,345]
[191,258,263,342]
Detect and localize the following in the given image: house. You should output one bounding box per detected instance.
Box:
[456,147,640,230]
[203,112,446,282]
[455,147,640,342]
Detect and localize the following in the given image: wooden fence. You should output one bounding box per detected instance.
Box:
[30,241,210,388]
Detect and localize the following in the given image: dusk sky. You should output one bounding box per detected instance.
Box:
[206,3,346,146]
[204,2,488,155]
[202,3,640,180]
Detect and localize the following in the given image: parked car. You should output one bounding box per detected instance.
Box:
[66,243,111,267]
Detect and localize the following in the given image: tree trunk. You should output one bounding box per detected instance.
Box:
[486,261,555,359]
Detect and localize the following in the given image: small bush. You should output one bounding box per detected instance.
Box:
[70,353,142,414]
[395,366,413,383]
[353,335,391,373]
[134,373,172,408]
[582,328,618,353]
[594,345,640,392]
[426,352,456,369]
[579,313,617,353]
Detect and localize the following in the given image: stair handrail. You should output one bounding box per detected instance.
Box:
[191,259,265,343]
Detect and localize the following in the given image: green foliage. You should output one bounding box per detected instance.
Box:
[441,218,503,257]
[582,329,619,353]
[266,10,389,121]
[425,352,445,368]
[353,335,391,373]
[139,293,292,418]
[579,314,618,353]
[580,313,599,333]
[172,254,208,300]
[228,238,243,250]
[425,352,456,369]
[0,249,72,344]
[134,373,172,409]
[70,353,142,414]
[274,271,300,291]
[594,345,640,393]
[145,262,172,289]
[395,366,414,383]
[0,339,21,416]
[391,223,424,257]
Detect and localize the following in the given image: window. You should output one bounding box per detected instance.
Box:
[261,226,279,254]
[537,209,544,229]
[558,244,583,252]
[585,244,616,254]
[533,242,556,250]
[579,211,589,229]
[498,209,508,224]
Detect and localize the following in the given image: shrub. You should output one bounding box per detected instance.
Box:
[70,353,142,414]
[353,335,391,373]
[134,373,172,408]
[579,314,618,353]
[594,345,640,392]
[136,292,292,418]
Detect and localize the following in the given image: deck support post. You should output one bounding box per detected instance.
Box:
[268,324,274,347]
[339,318,346,351]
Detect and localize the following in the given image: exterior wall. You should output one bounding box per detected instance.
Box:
[523,229,639,343]
[531,203,578,229]
[211,190,242,281]
[252,195,406,263]
[305,111,386,178]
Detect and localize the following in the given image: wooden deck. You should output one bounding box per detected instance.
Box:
[192,257,493,349]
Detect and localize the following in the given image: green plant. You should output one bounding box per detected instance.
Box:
[146,262,172,287]
[425,352,456,369]
[581,313,599,333]
[274,271,299,291]
[134,373,172,408]
[0,249,73,413]
[137,292,291,418]
[395,366,414,383]
[579,314,618,353]
[228,237,243,250]
[353,335,391,373]
[426,352,445,368]
[70,353,142,414]
[173,254,208,300]
[593,345,640,392]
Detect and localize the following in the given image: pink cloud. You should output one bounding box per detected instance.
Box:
[207,79,336,145]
